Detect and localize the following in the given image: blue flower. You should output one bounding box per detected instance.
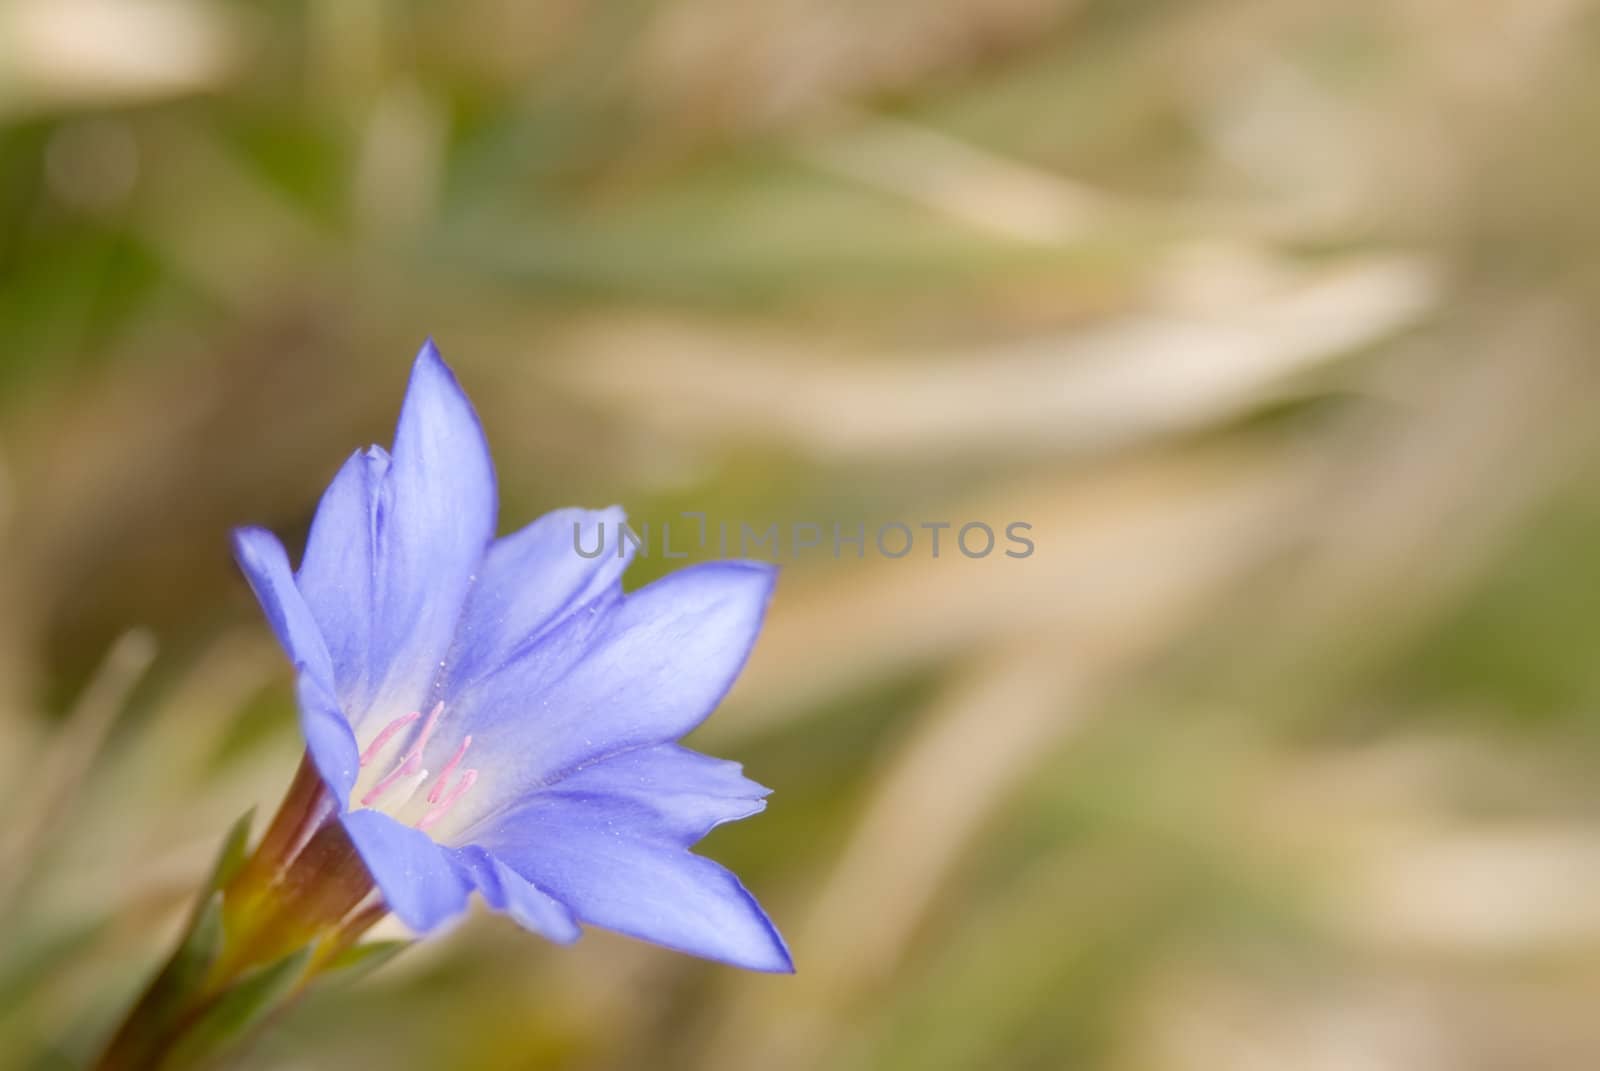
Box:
[230,341,791,972]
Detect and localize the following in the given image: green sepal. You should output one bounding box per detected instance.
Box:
[168,896,224,999]
[157,944,313,1071]
[149,808,248,1030]
[95,896,224,1068]
[202,808,255,900]
[320,939,410,985]
[139,894,222,1029]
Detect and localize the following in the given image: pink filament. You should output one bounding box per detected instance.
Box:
[359,701,446,807]
[428,735,473,804]
[360,753,418,806]
[359,710,421,767]
[419,769,478,831]
[353,701,481,828]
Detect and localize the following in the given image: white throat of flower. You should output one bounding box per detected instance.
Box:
[353,701,479,836]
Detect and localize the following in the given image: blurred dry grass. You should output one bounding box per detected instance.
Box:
[4,1,1600,1069]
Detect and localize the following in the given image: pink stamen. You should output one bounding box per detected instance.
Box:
[412,700,447,751]
[418,769,478,831]
[359,710,421,767]
[427,735,473,804]
[361,751,421,806]
[359,701,447,807]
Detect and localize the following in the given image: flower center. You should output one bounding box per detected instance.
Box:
[356,701,479,833]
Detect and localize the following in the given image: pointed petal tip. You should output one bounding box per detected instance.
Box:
[397,336,493,476]
[700,797,770,841]
[712,761,774,800]
[689,868,792,973]
[480,810,795,974]
[716,559,781,611]
[737,907,794,974]
[746,883,793,974]
[406,339,470,407]
[659,558,780,610]
[728,557,780,580]
[230,524,279,563]
[409,341,474,424]
[404,337,475,416]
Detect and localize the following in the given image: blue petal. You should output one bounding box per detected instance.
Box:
[341,808,472,933]
[294,670,361,805]
[444,506,634,693]
[295,445,389,716]
[434,561,778,824]
[469,795,792,972]
[451,845,581,944]
[232,527,335,695]
[527,744,770,842]
[295,341,497,731]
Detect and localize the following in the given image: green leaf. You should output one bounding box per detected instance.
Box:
[157,945,313,1071]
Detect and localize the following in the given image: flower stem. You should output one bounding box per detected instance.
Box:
[92,753,384,1070]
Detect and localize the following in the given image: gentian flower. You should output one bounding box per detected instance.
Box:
[229,342,791,972]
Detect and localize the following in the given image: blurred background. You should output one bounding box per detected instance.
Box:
[3,1,1600,1068]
